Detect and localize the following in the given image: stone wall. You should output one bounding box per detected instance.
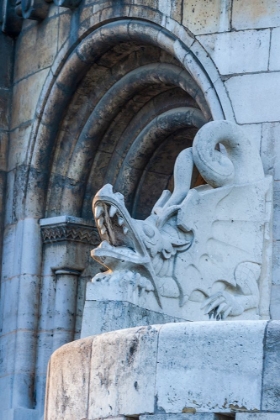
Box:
[0,29,13,281]
[45,321,280,419]
[1,0,280,418]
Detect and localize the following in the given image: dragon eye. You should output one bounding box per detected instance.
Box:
[143,224,155,238]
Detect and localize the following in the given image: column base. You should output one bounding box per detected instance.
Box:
[0,408,40,420]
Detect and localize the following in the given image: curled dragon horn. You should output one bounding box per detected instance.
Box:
[192,120,264,188]
[162,147,194,209]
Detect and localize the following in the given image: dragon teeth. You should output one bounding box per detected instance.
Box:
[94,205,103,219]
[123,226,128,235]
[109,205,117,218]
[115,192,124,201]
[97,217,104,228]
[100,226,106,235]
[117,216,124,226]
[100,240,110,248]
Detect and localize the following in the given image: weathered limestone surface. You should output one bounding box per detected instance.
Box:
[141,415,229,420]
[197,30,270,75]
[45,321,280,419]
[156,322,265,413]
[88,326,160,419]
[35,216,98,413]
[0,32,13,357]
[81,299,184,338]
[1,0,280,418]
[269,27,280,71]
[236,415,280,420]
[0,409,39,420]
[261,321,280,411]
[183,0,231,35]
[45,325,160,420]
[232,0,280,30]
[11,69,49,130]
[14,17,59,83]
[45,336,93,420]
[225,73,280,124]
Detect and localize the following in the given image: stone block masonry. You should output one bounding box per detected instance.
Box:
[45,321,280,419]
[1,0,280,419]
[197,30,270,75]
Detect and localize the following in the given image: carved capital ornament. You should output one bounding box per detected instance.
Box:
[40,216,99,246]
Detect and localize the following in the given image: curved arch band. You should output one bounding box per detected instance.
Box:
[27,18,224,220]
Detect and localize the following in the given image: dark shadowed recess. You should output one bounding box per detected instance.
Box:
[45,39,210,221]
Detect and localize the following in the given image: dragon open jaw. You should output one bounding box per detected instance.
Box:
[91,184,193,307]
[91,184,149,268]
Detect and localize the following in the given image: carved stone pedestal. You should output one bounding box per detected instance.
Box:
[141,415,280,420]
[81,298,185,338]
[236,415,280,419]
[45,321,280,420]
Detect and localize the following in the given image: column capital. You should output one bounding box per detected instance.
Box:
[40,216,99,246]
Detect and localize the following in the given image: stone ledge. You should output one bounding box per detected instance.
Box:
[81,299,185,338]
[45,320,280,420]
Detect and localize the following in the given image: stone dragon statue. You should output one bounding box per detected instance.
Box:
[91,121,272,321]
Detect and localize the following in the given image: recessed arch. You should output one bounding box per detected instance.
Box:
[23,18,229,221]
[114,106,206,214]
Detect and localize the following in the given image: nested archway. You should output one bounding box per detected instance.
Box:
[27,19,225,222]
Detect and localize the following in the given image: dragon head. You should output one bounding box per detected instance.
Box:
[91,183,193,306]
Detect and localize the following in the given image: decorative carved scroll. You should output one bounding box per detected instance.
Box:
[90,121,272,321]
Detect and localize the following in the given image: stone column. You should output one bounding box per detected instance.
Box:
[52,268,81,352]
[35,216,100,418]
[0,218,42,415]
